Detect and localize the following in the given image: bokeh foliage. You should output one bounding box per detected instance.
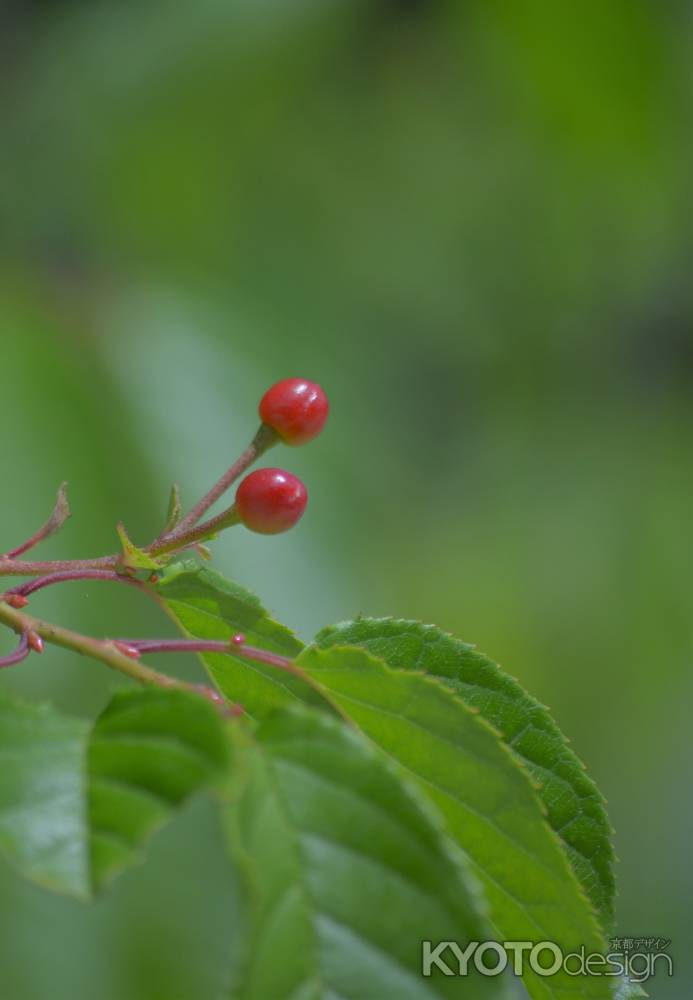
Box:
[0,1,690,997]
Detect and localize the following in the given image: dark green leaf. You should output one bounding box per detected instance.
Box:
[88,687,230,892]
[0,687,229,897]
[227,705,505,1000]
[316,618,615,930]
[299,644,612,1000]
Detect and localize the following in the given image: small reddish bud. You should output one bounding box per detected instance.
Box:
[231,633,246,646]
[113,641,142,660]
[149,573,159,584]
[259,379,329,446]
[235,468,308,535]
[4,593,29,609]
[27,632,44,654]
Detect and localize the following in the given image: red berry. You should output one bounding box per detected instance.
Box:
[235,468,308,535]
[259,378,329,446]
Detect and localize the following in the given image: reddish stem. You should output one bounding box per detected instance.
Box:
[119,638,231,655]
[0,556,118,578]
[4,569,145,601]
[5,483,70,559]
[119,636,296,673]
[148,505,240,558]
[8,534,53,559]
[118,634,348,722]
[0,631,30,669]
[233,642,298,672]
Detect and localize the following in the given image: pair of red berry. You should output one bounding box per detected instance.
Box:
[234,378,328,535]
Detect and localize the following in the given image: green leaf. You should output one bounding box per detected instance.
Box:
[226,705,505,1000]
[155,564,320,719]
[298,644,612,1000]
[116,521,168,571]
[0,691,89,893]
[164,481,183,533]
[0,688,229,897]
[612,981,648,1000]
[316,617,615,930]
[88,686,230,892]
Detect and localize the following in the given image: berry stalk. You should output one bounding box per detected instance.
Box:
[173,424,278,533]
[0,378,327,577]
[149,503,241,557]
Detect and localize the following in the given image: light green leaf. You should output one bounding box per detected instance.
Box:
[316,617,615,930]
[298,644,612,1000]
[0,688,229,897]
[227,705,505,1000]
[116,521,168,571]
[155,565,320,718]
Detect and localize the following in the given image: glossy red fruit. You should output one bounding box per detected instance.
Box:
[259,378,329,446]
[235,468,308,535]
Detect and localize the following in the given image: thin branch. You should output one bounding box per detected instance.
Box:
[115,634,352,723]
[0,631,30,669]
[0,600,171,686]
[116,637,298,674]
[4,569,145,600]
[0,500,243,580]
[0,600,239,715]
[0,428,277,580]
[119,638,234,655]
[4,482,71,559]
[0,555,118,578]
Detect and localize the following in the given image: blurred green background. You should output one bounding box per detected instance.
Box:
[0,1,690,997]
